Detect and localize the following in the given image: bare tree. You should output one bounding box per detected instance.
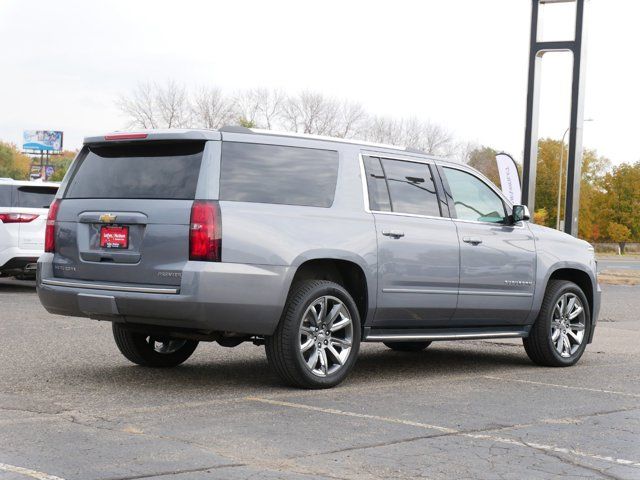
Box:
[116,82,461,158]
[419,121,454,156]
[364,116,405,146]
[192,87,236,129]
[333,101,368,138]
[117,81,191,129]
[155,80,191,128]
[451,140,479,164]
[237,88,286,130]
[117,82,159,129]
[398,117,454,155]
[281,91,341,135]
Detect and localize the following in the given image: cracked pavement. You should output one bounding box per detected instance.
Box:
[1,280,639,479]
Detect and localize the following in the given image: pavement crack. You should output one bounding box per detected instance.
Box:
[98,463,246,480]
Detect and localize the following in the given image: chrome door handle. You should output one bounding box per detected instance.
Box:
[382,230,405,239]
[463,236,483,245]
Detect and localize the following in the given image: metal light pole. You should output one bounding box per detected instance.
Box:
[523,0,588,236]
[556,118,593,230]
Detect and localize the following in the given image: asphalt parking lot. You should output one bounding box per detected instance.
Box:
[1,280,639,480]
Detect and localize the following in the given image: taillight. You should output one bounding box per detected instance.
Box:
[189,200,221,262]
[44,199,61,253]
[0,213,38,223]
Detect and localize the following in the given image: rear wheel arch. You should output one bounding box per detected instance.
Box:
[288,258,369,330]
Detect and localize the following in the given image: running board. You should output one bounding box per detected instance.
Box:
[364,327,529,342]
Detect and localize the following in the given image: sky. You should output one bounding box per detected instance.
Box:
[0,0,638,165]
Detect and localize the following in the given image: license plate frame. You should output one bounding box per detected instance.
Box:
[99,225,129,249]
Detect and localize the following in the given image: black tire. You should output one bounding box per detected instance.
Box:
[265,280,361,389]
[112,323,198,368]
[383,341,432,352]
[523,280,591,367]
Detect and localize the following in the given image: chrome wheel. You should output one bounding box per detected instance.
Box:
[550,293,586,358]
[147,337,188,355]
[299,295,354,377]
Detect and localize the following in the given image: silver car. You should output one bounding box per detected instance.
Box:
[37,127,600,388]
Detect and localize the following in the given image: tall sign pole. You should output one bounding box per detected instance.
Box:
[522,0,588,236]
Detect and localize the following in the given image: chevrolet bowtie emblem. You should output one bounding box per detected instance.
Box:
[99,213,117,223]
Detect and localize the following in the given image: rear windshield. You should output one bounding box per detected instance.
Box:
[16,186,57,208]
[64,141,204,199]
[220,142,339,207]
[0,185,57,208]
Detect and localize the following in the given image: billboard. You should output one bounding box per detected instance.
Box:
[23,130,63,151]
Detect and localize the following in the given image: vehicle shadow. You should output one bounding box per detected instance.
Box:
[0,278,36,293]
[67,342,531,395]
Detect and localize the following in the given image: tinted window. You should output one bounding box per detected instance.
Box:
[363,156,391,212]
[16,186,57,208]
[0,185,12,207]
[381,159,441,217]
[443,167,506,223]
[220,143,338,207]
[65,142,204,199]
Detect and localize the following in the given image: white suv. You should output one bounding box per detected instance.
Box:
[0,179,58,279]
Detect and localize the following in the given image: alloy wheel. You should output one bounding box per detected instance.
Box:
[550,293,586,358]
[298,295,354,377]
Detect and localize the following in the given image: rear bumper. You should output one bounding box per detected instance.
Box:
[36,254,290,336]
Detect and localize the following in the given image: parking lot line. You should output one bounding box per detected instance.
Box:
[245,396,458,433]
[482,375,640,398]
[246,396,640,470]
[0,462,65,480]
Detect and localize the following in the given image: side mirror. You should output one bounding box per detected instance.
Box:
[512,205,530,223]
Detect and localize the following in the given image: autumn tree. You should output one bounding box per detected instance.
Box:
[596,161,640,247]
[49,150,79,182]
[531,138,610,234]
[0,142,31,180]
[466,146,500,185]
[607,223,632,255]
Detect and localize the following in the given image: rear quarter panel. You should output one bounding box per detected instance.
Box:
[216,135,378,325]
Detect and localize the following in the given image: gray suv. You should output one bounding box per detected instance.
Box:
[37,127,601,388]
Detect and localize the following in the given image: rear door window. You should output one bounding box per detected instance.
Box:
[363,157,391,212]
[64,142,204,199]
[220,142,339,207]
[16,186,57,208]
[379,158,441,217]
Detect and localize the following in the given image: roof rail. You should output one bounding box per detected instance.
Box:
[219,125,253,134]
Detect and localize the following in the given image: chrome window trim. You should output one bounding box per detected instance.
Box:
[452,217,526,229]
[371,210,452,222]
[359,153,448,220]
[360,150,438,164]
[42,278,179,294]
